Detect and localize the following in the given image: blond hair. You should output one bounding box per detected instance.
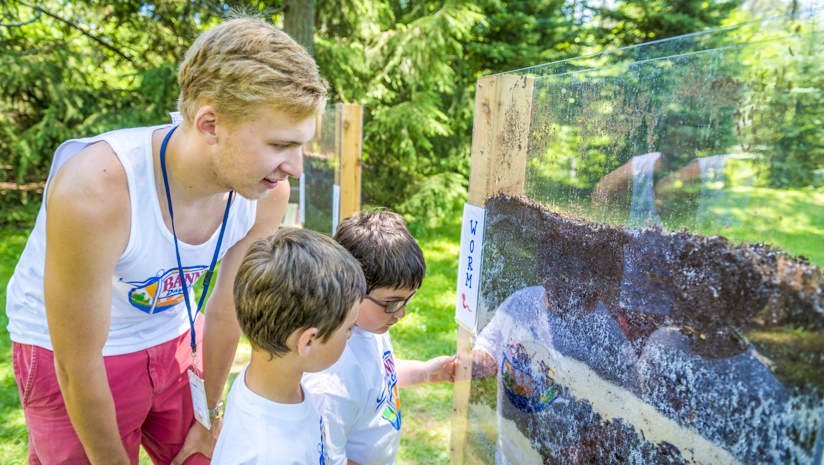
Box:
[234,229,365,357]
[178,18,328,124]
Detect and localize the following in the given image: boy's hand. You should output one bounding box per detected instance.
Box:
[396,356,457,387]
[423,355,457,384]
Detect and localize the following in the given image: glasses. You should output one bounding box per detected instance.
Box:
[365,290,417,314]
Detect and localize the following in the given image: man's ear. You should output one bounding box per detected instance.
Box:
[193,105,219,145]
[296,327,320,358]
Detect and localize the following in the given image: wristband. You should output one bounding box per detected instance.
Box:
[208,400,224,419]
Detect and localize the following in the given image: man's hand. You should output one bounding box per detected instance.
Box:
[171,421,219,465]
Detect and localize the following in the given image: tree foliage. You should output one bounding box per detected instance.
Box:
[0,0,751,227]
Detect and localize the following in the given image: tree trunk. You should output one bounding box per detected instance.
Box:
[283,0,315,56]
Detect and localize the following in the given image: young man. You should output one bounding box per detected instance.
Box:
[213,228,365,464]
[303,210,457,465]
[5,18,326,464]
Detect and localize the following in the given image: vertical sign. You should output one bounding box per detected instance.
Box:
[299,174,306,226]
[332,184,341,236]
[455,203,485,332]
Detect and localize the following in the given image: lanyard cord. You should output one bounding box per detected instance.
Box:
[159,126,234,356]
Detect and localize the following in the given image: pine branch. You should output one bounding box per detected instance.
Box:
[1,36,78,66]
[15,1,135,65]
[0,7,41,27]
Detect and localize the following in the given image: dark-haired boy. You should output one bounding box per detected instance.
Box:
[303,210,456,465]
[212,228,365,464]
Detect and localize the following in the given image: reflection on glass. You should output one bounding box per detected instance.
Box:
[523,12,824,266]
[469,193,823,464]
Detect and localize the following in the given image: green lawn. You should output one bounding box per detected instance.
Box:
[0,222,461,464]
[0,228,32,465]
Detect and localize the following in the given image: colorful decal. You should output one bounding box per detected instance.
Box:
[501,341,560,413]
[122,266,208,314]
[377,350,402,430]
[318,416,329,465]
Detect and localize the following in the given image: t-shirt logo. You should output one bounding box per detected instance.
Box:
[122,266,208,314]
[318,416,329,465]
[501,341,560,413]
[377,350,402,431]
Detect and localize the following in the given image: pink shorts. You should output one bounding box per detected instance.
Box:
[13,320,210,465]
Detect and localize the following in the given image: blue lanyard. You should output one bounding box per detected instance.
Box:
[159,126,233,356]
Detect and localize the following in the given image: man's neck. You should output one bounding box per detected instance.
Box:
[154,125,227,205]
[244,350,305,404]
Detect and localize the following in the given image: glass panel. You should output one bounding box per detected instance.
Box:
[467,10,824,465]
[301,105,340,235]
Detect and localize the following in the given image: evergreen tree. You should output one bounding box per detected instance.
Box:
[0,0,748,228]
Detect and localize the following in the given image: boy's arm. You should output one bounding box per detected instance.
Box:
[171,182,290,464]
[44,144,132,464]
[395,356,457,388]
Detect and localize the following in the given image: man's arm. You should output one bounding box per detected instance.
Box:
[395,356,457,388]
[172,181,290,464]
[44,143,132,464]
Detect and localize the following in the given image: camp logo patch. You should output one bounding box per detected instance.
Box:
[501,341,560,413]
[377,350,401,430]
[122,266,208,314]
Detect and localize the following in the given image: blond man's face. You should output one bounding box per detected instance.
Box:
[213,105,316,200]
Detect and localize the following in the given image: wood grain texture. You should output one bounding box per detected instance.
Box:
[339,104,363,221]
[451,74,534,464]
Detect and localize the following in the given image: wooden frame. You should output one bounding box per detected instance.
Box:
[292,104,363,231]
[337,103,363,221]
[450,73,535,465]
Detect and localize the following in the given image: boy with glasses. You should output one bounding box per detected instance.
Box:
[303,210,457,465]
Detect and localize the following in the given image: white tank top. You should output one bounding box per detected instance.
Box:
[5,125,257,355]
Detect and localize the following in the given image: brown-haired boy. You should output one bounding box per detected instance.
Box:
[212,228,365,464]
[303,210,457,465]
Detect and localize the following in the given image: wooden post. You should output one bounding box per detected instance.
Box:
[338,104,363,220]
[450,73,534,465]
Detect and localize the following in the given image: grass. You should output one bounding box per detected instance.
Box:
[0,228,33,465]
[0,221,461,464]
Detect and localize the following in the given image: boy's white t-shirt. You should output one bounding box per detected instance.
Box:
[303,327,402,465]
[213,364,330,465]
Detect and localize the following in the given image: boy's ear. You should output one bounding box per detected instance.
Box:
[296,327,320,358]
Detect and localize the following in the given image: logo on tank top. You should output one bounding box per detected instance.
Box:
[376,350,401,430]
[121,266,208,314]
[501,341,560,413]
